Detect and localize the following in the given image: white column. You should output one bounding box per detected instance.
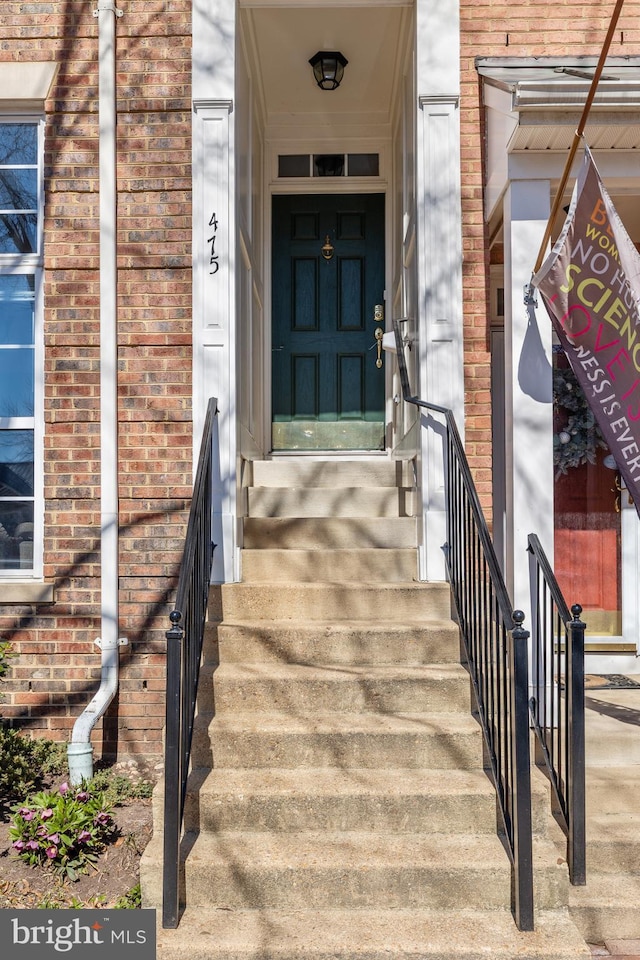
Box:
[192,0,238,583]
[192,100,237,584]
[503,179,554,614]
[415,0,463,582]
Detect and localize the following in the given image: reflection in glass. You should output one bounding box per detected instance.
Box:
[0,349,33,416]
[0,213,37,253]
[0,123,38,254]
[0,500,34,570]
[0,430,34,496]
[0,124,37,165]
[0,169,37,210]
[0,274,35,343]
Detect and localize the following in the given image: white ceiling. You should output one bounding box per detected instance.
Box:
[241,5,409,132]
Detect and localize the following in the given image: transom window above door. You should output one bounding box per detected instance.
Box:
[278,154,379,178]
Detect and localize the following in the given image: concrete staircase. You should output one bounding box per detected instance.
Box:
[543,688,640,943]
[142,458,589,959]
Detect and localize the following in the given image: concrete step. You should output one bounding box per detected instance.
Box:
[584,691,640,765]
[177,831,567,911]
[153,907,591,960]
[567,872,640,941]
[583,813,640,872]
[583,766,640,815]
[182,767,498,835]
[251,459,404,488]
[240,548,418,582]
[210,618,463,665]
[192,710,483,769]
[243,517,418,549]
[219,581,451,622]
[210,663,471,714]
[246,486,412,519]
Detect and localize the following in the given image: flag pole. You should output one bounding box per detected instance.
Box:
[532,0,626,275]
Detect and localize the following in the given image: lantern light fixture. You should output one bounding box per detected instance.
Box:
[309,51,348,91]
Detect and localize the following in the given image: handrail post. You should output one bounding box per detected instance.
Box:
[511,610,534,931]
[162,609,184,929]
[567,604,586,885]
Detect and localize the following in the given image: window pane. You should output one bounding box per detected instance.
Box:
[313,154,344,177]
[0,430,33,496]
[0,168,37,211]
[0,124,37,165]
[278,155,310,177]
[0,212,37,253]
[347,154,379,176]
[0,274,35,343]
[0,501,34,570]
[0,348,33,416]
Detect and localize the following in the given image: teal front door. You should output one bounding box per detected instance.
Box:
[271,193,385,450]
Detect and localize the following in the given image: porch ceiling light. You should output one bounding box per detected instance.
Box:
[309,51,348,91]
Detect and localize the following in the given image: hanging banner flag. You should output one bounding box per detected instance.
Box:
[533,145,640,517]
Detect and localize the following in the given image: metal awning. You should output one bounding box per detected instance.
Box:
[477,56,640,152]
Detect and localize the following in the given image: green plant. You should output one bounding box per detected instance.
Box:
[9,781,116,881]
[0,639,14,680]
[88,769,154,805]
[553,366,608,477]
[0,727,68,805]
[114,884,142,909]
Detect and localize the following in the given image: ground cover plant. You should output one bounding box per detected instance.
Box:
[0,735,155,908]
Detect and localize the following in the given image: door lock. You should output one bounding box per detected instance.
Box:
[374,304,384,322]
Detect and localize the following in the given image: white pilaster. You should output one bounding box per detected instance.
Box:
[415,0,463,581]
[191,0,238,583]
[192,99,237,583]
[503,180,554,613]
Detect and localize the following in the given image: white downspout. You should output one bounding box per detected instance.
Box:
[68,0,127,784]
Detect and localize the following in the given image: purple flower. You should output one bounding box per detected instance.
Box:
[26,840,39,851]
[59,782,69,795]
[47,833,60,845]
[18,808,34,821]
[94,812,111,827]
[75,791,89,802]
[12,840,25,852]
[40,808,53,820]
[45,846,57,859]
[77,829,92,844]
[36,826,48,837]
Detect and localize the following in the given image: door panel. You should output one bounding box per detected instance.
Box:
[272,193,385,450]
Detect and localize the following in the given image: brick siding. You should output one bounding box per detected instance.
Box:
[1,0,637,761]
[459,0,640,511]
[0,0,192,760]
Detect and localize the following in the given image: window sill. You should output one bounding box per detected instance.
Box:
[0,581,55,604]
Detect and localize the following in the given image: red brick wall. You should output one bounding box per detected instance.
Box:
[0,0,192,761]
[459,0,640,511]
[2,0,637,760]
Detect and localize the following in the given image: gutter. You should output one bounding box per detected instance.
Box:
[68,0,127,784]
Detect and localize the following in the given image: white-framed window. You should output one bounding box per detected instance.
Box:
[0,118,44,577]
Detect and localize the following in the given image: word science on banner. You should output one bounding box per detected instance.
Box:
[533,145,640,516]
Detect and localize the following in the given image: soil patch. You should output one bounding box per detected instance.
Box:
[0,785,154,909]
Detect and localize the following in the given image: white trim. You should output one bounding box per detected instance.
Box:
[0,62,58,104]
[192,98,238,583]
[503,179,554,612]
[0,113,45,581]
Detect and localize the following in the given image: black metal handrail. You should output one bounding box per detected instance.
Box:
[392,319,534,931]
[162,397,218,928]
[527,533,586,885]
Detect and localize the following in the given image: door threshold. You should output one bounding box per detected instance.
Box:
[267,450,390,460]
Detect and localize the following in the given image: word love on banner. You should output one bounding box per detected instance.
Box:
[533,145,640,516]
[0,910,156,958]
